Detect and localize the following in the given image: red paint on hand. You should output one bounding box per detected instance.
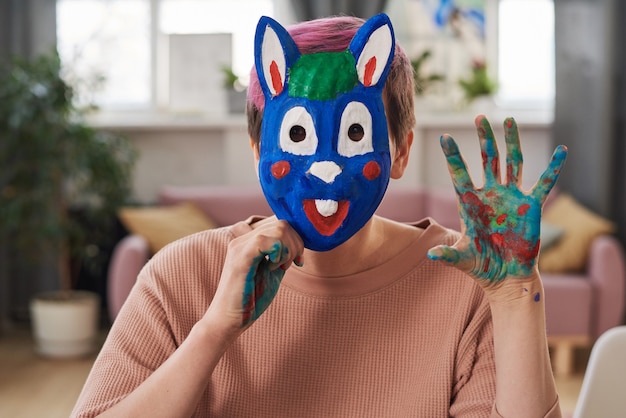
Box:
[461,191,495,227]
[474,236,482,253]
[491,232,505,247]
[518,203,531,216]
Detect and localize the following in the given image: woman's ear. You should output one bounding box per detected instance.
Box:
[250,138,260,163]
[250,138,261,179]
[390,130,413,179]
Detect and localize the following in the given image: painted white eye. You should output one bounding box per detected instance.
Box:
[280,106,318,155]
[337,102,373,157]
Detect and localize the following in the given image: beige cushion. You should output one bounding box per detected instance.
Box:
[539,193,615,273]
[540,221,564,251]
[118,202,216,253]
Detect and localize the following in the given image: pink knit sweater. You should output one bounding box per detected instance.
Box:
[72,218,558,417]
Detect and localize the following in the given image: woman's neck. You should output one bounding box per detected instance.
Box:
[296,215,420,277]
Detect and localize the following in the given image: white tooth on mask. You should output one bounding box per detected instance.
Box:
[315,199,338,217]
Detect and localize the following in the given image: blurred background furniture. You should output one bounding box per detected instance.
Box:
[572,326,626,418]
[107,185,626,377]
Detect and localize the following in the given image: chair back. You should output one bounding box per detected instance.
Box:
[573,326,626,418]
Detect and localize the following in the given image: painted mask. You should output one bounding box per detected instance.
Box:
[254,14,395,251]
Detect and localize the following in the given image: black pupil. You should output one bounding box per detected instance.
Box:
[348,124,364,142]
[290,125,306,142]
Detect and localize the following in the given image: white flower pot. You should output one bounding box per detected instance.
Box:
[30,290,100,358]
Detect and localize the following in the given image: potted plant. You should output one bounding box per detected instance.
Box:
[0,50,136,357]
[458,59,497,106]
[411,50,445,96]
[221,66,247,114]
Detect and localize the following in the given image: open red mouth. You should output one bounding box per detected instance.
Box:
[303,199,350,236]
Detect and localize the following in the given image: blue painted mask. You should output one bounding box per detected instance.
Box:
[254,14,396,251]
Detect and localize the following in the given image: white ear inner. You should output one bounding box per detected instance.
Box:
[356,24,392,86]
[261,25,286,96]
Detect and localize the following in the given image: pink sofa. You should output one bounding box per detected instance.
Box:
[107,185,625,376]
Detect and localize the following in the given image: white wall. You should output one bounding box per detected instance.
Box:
[406,109,555,192]
[91,108,554,204]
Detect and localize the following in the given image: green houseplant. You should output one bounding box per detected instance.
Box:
[411,50,445,96]
[0,50,136,356]
[458,60,497,104]
[221,65,247,114]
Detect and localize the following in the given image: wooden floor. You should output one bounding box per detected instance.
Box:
[0,326,588,417]
[0,326,104,418]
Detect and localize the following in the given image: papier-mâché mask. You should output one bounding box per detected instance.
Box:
[254,14,395,251]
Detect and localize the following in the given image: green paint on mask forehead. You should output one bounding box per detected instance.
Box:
[288,51,358,101]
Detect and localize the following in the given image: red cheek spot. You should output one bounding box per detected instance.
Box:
[518,203,531,216]
[362,161,381,180]
[271,161,290,179]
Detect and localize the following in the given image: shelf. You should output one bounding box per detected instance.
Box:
[86,111,247,132]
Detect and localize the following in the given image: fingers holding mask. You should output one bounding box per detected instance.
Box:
[213,220,304,329]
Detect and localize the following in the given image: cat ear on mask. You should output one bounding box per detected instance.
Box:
[349,13,395,88]
[254,16,300,99]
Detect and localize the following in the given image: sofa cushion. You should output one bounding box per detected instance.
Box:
[540,221,565,251]
[539,193,616,273]
[542,274,593,336]
[423,188,461,231]
[159,185,273,226]
[118,202,216,253]
[376,186,428,222]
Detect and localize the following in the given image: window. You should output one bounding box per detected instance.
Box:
[56,0,274,110]
[56,0,151,108]
[160,0,272,82]
[57,0,554,112]
[497,0,555,108]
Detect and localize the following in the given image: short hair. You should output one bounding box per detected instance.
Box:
[247,15,416,150]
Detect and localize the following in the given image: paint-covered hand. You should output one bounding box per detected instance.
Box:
[240,239,298,326]
[428,115,567,283]
[209,220,304,332]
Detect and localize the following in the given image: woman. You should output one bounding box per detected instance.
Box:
[72,14,565,417]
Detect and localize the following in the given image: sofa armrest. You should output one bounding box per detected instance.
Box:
[588,235,626,338]
[107,234,150,322]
